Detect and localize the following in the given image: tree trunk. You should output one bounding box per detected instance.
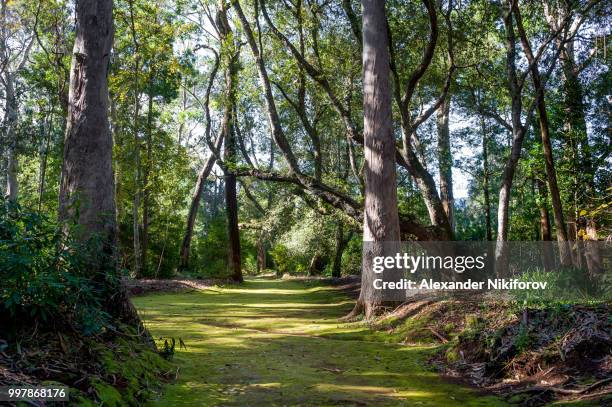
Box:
[536,177,554,270]
[5,144,18,202]
[307,252,322,276]
[514,3,572,266]
[332,222,351,278]
[256,235,266,273]
[179,44,221,270]
[127,0,142,277]
[495,4,525,273]
[141,87,154,275]
[132,94,142,277]
[38,103,53,211]
[218,2,243,283]
[350,0,402,320]
[480,114,493,241]
[3,72,18,202]
[180,134,222,269]
[436,95,454,232]
[59,0,116,244]
[58,0,150,334]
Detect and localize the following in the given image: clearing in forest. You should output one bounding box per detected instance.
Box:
[134,278,507,406]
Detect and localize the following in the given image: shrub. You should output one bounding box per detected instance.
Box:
[0,200,120,335]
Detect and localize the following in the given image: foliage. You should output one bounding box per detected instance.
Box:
[0,200,120,335]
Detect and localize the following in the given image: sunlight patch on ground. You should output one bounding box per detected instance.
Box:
[134,279,508,406]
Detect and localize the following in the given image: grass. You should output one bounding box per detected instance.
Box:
[133,278,508,406]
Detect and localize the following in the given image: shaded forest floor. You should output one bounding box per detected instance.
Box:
[133,278,507,406]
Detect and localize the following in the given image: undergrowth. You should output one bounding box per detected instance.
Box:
[0,200,173,405]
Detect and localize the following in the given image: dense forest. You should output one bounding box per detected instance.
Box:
[0,0,610,405]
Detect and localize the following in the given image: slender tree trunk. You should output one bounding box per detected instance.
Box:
[307,252,322,276]
[6,144,18,202]
[350,0,402,319]
[536,177,555,270]
[256,235,266,273]
[179,46,221,270]
[437,95,454,232]
[141,87,154,274]
[218,2,243,283]
[514,3,572,266]
[480,114,493,241]
[179,139,222,269]
[495,3,526,273]
[3,72,18,202]
[332,222,350,278]
[132,91,142,277]
[38,104,53,211]
[128,0,142,277]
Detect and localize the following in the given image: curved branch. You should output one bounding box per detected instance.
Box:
[401,0,438,108]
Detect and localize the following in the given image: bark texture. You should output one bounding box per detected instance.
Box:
[218,2,243,283]
[356,0,401,319]
[59,0,116,248]
[436,96,454,232]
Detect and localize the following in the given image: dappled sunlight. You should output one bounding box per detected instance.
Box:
[134,279,507,406]
[313,383,432,398]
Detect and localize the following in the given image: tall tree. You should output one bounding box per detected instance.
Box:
[352,0,401,319]
[544,0,594,204]
[437,95,454,232]
[58,0,116,247]
[179,47,221,270]
[218,1,243,283]
[513,1,572,265]
[0,0,33,202]
[58,0,150,330]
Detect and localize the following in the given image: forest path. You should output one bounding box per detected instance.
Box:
[134,278,506,406]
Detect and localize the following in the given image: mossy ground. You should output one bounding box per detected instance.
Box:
[133,278,508,406]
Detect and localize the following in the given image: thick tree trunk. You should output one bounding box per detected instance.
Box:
[351,0,402,320]
[218,3,243,283]
[58,0,148,334]
[436,96,454,232]
[59,0,116,245]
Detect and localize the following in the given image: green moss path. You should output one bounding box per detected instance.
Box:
[134,278,507,406]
